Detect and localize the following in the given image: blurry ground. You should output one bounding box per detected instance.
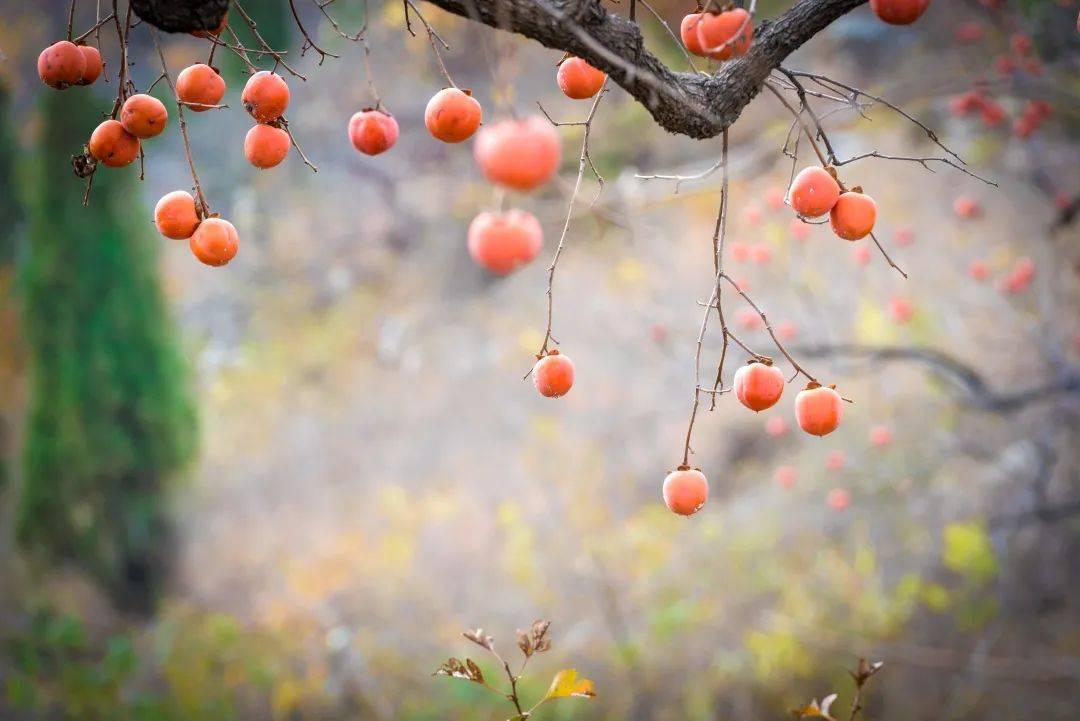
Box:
[3,1,1080,719]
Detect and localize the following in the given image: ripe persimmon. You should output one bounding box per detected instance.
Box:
[730,241,750,263]
[765,416,788,437]
[467,210,543,275]
[829,190,877,240]
[38,40,86,89]
[189,217,239,266]
[968,259,989,282]
[869,0,930,25]
[827,487,851,511]
[750,243,772,265]
[120,94,168,139]
[733,359,785,412]
[474,116,561,192]
[680,13,707,56]
[775,465,797,489]
[852,244,872,266]
[889,296,914,324]
[244,124,290,168]
[532,350,574,398]
[154,190,201,240]
[191,11,228,38]
[953,195,982,219]
[424,88,482,143]
[788,166,840,218]
[794,381,843,436]
[663,467,708,516]
[557,57,606,100]
[789,218,811,241]
[176,64,226,111]
[825,450,846,471]
[776,320,798,341]
[88,119,140,167]
[77,45,103,85]
[242,71,289,122]
[869,425,893,448]
[696,8,753,60]
[348,108,399,155]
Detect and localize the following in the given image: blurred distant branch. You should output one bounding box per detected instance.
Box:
[791,344,1080,413]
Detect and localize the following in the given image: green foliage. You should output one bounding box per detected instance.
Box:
[0,80,22,266]
[942,521,998,586]
[16,88,197,614]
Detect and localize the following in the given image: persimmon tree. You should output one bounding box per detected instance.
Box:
[40,0,1066,524]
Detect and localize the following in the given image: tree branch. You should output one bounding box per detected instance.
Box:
[791,344,1080,413]
[423,0,867,138]
[130,0,230,34]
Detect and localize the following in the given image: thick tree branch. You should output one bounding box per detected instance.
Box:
[424,0,868,138]
[131,0,230,34]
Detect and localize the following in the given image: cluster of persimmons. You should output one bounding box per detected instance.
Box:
[41,0,1019,522]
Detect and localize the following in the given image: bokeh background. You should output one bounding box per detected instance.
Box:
[1,0,1079,719]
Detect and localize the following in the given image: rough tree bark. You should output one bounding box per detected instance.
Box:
[131,0,231,34]
[133,0,868,138]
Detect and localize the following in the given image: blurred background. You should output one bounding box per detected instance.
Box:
[1,0,1078,719]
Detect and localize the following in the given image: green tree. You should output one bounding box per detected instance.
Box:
[17,88,197,615]
[0,80,25,492]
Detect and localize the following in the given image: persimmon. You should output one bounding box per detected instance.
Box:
[869,425,893,448]
[829,190,877,240]
[730,241,750,263]
[120,94,168,139]
[852,244,872,266]
[474,116,561,192]
[953,195,981,219]
[968,259,989,282]
[827,487,851,511]
[176,64,226,111]
[869,0,930,25]
[787,166,840,218]
[776,320,798,341]
[466,210,543,275]
[189,217,239,266]
[735,308,763,331]
[242,71,290,122]
[888,296,914,324]
[424,88,483,143]
[825,450,846,471]
[557,57,606,100]
[680,13,708,56]
[244,124,290,169]
[348,109,399,155]
[191,11,228,38]
[88,119,140,167]
[154,190,200,240]
[77,45,103,85]
[954,20,984,43]
[662,467,708,516]
[696,8,753,61]
[765,416,788,437]
[532,350,574,398]
[775,465,797,489]
[38,40,86,89]
[650,323,668,343]
[734,360,785,412]
[980,100,1005,127]
[998,257,1035,294]
[794,381,843,436]
[750,244,772,265]
[894,226,915,246]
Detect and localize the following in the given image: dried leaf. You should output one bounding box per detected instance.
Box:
[531,619,552,653]
[433,657,485,685]
[517,629,533,658]
[544,668,597,701]
[462,628,494,651]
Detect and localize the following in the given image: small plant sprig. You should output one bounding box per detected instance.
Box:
[433,620,596,720]
[791,658,884,721]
